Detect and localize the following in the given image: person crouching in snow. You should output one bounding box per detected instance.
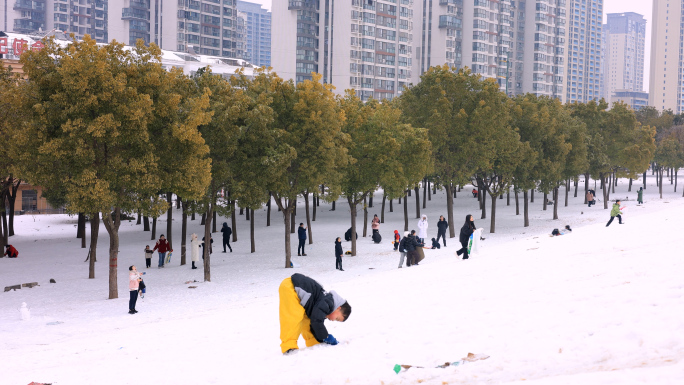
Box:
[431,237,441,249]
[279,273,351,354]
[4,244,18,258]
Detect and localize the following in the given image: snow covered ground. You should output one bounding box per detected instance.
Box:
[1,176,683,385]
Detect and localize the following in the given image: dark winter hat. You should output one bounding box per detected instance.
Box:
[160,234,165,237]
[300,223,304,226]
[129,266,134,271]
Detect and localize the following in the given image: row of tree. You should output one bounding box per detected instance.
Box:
[1,38,682,298]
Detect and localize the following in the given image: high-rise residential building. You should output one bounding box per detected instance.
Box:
[649,0,683,112]
[602,12,646,103]
[565,0,603,103]
[2,1,240,59]
[237,1,271,67]
[272,0,414,101]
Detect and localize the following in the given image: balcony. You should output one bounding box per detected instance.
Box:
[129,0,148,10]
[288,0,317,10]
[14,18,44,32]
[122,8,149,21]
[14,1,45,11]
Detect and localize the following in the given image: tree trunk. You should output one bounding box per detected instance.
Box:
[166,193,173,250]
[643,171,647,189]
[659,168,664,198]
[281,199,294,268]
[6,178,19,236]
[348,197,358,256]
[369,195,373,208]
[480,184,487,220]
[191,211,196,221]
[574,177,578,198]
[212,210,217,233]
[601,174,609,209]
[530,188,534,203]
[136,210,141,225]
[176,197,181,209]
[584,173,589,203]
[77,212,85,239]
[446,184,455,238]
[427,179,432,201]
[523,190,529,227]
[203,204,213,282]
[88,213,99,279]
[489,192,497,233]
[675,169,678,192]
[553,186,559,220]
[305,192,313,244]
[389,198,393,212]
[267,193,272,226]
[312,193,317,222]
[628,178,632,192]
[290,206,296,234]
[250,209,255,253]
[423,178,427,208]
[240,207,244,216]
[507,189,510,206]
[143,216,150,231]
[381,195,386,223]
[515,189,519,215]
[0,210,5,246]
[151,217,157,240]
[246,207,250,220]
[415,186,420,218]
[403,190,409,231]
[564,179,569,207]
[181,200,187,266]
[101,208,121,300]
[363,196,368,237]
[201,213,206,225]
[543,192,548,211]
[231,201,238,242]
[331,201,336,211]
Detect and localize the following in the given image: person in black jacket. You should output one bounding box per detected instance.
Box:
[278,273,351,354]
[220,222,232,253]
[335,237,344,271]
[457,214,476,259]
[397,231,409,268]
[298,223,307,256]
[404,230,422,266]
[436,215,448,247]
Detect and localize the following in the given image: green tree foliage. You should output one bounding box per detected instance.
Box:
[400,66,491,237]
[654,137,684,198]
[17,37,211,298]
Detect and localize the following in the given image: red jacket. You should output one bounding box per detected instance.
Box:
[4,245,18,258]
[153,239,170,253]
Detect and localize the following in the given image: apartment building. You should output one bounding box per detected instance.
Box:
[272,0,414,101]
[237,0,271,67]
[602,12,646,104]
[565,0,603,103]
[1,0,47,34]
[649,0,682,112]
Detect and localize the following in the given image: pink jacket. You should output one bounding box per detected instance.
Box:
[129,272,140,291]
[371,217,380,230]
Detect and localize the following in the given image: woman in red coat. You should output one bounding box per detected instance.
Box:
[4,244,18,258]
[152,234,170,268]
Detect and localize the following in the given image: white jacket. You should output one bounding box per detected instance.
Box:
[417,215,428,239]
[190,239,202,262]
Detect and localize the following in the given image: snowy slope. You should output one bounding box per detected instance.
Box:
[1,177,683,385]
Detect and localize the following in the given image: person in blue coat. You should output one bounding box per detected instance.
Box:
[298,223,308,256]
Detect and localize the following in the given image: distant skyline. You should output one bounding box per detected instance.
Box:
[253,0,651,88]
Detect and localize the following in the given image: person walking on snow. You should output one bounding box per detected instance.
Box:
[397,231,409,268]
[152,234,170,268]
[220,222,232,252]
[298,223,307,256]
[335,237,344,271]
[436,215,448,247]
[586,190,595,207]
[457,214,477,260]
[637,187,643,205]
[128,265,142,314]
[190,233,202,269]
[278,273,351,354]
[417,215,428,244]
[143,245,154,268]
[392,230,401,250]
[606,200,624,227]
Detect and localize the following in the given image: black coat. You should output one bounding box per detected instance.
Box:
[404,235,420,251]
[437,219,449,233]
[335,240,343,257]
[290,273,336,342]
[298,226,307,240]
[459,222,475,245]
[221,223,232,240]
[398,236,407,252]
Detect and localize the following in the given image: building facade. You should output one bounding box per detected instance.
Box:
[611,89,648,111]
[237,1,271,67]
[649,0,682,112]
[602,12,646,104]
[273,0,414,101]
[565,0,603,103]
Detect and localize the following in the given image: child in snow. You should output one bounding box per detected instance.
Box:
[392,230,401,250]
[129,266,142,314]
[637,187,643,205]
[4,244,18,258]
[278,273,351,354]
[472,188,478,198]
[431,238,441,249]
[562,225,572,234]
[606,200,624,227]
[144,245,154,268]
[335,237,344,271]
